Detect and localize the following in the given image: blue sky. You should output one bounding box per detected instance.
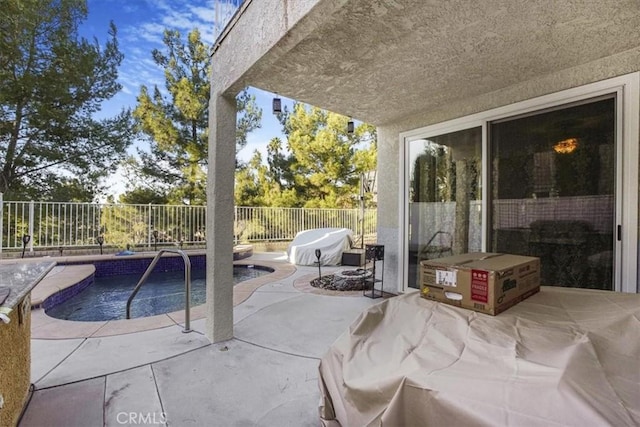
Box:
[80,0,292,196]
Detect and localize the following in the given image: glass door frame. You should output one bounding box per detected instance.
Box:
[398,72,639,294]
[400,119,486,293]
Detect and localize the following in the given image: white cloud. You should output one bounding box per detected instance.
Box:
[127,46,145,57]
[117,52,166,97]
[161,16,195,33]
[117,0,242,46]
[146,0,173,13]
[118,82,134,96]
[190,6,216,23]
[122,3,139,14]
[139,57,159,70]
[132,22,167,44]
[91,0,246,112]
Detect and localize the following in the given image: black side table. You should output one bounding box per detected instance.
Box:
[363,244,384,298]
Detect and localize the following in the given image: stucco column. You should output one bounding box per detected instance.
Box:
[206,93,236,343]
[454,159,470,254]
[376,125,400,291]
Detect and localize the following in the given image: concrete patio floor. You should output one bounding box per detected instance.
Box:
[19,252,385,426]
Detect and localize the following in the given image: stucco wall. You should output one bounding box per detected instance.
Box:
[212,0,343,96]
[0,296,31,427]
[377,47,640,291]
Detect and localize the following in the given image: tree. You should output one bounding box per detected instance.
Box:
[118,187,168,205]
[130,28,261,205]
[0,0,133,201]
[234,151,269,207]
[412,143,454,203]
[235,103,377,208]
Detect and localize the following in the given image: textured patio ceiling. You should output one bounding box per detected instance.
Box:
[216,0,640,125]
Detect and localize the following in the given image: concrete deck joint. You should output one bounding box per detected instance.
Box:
[24,253,381,424]
[232,337,322,361]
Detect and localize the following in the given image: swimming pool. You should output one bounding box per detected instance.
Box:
[46,265,272,321]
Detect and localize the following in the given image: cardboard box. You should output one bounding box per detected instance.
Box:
[420,252,540,315]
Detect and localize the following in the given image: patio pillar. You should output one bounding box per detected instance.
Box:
[454,159,470,254]
[206,93,236,343]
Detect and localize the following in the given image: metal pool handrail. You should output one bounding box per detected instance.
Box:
[125,249,192,333]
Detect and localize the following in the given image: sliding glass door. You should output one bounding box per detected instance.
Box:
[406,127,482,289]
[404,96,618,291]
[490,96,616,290]
[402,75,640,293]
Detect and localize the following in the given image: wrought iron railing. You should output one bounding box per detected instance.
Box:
[0,195,377,256]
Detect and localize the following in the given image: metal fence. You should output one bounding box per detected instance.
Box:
[0,195,377,255]
[234,206,376,243]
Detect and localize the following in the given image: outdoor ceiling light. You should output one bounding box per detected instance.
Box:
[272,96,282,114]
[553,137,579,154]
[347,119,354,134]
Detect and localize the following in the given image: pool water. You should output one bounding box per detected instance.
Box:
[46,266,271,321]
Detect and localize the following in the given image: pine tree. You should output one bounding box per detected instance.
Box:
[0,0,132,200]
[235,103,376,208]
[130,28,261,205]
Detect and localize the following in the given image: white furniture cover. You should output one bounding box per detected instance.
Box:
[287,228,353,266]
[319,287,640,426]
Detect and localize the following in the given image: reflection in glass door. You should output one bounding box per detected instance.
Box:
[406,127,482,289]
[490,96,616,290]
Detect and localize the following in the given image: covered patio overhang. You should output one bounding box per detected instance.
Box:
[206,0,640,341]
[213,0,640,125]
